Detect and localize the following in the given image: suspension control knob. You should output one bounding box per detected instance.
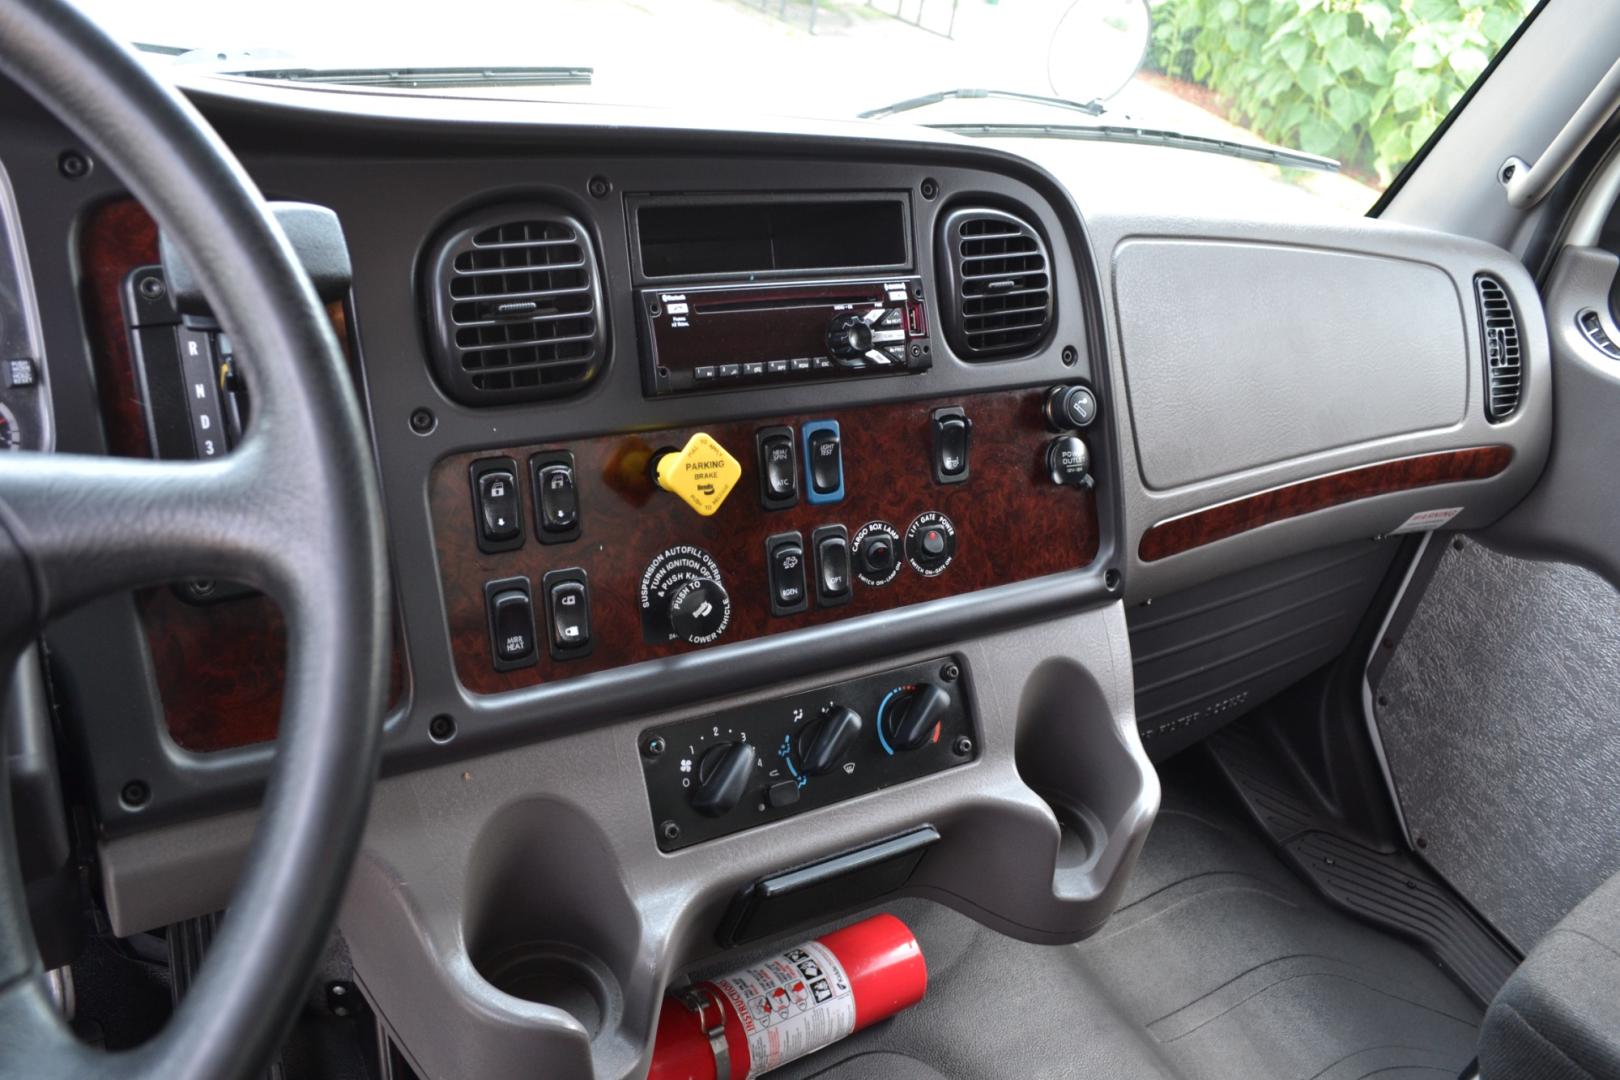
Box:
[666,576,731,645]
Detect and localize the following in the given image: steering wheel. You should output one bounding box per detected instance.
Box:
[0,1,389,1077]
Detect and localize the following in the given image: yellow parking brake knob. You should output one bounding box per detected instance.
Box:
[654,431,741,517]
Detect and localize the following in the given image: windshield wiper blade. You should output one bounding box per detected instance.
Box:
[931,122,1339,173]
[859,88,1104,121]
[224,65,594,89]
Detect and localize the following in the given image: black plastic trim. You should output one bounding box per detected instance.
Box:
[715,825,939,946]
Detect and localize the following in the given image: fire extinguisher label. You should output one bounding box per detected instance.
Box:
[708,939,856,1077]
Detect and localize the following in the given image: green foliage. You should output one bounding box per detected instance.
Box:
[1148,0,1531,182]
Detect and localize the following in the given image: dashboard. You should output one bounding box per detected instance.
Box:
[0,72,1554,1080]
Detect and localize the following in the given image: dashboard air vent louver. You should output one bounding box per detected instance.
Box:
[424,205,606,405]
[937,207,1054,360]
[1474,274,1522,422]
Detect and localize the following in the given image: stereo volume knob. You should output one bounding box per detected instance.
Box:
[691,741,755,817]
[826,312,875,362]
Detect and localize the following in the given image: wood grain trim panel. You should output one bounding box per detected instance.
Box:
[1137,445,1514,562]
[80,198,402,752]
[434,389,1101,695]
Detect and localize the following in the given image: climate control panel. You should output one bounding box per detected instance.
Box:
[640,656,976,851]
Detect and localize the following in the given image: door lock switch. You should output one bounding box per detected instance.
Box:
[543,569,592,659]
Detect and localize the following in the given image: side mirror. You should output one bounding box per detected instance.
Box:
[1048,0,1152,106]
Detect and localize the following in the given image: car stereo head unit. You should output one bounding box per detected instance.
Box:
[639,276,931,396]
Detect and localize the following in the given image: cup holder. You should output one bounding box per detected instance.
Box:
[475,940,618,1039]
[463,798,639,1047]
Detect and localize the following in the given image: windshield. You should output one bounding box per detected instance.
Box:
[71,0,1536,215]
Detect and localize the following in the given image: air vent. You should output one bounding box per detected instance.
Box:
[937,207,1054,360]
[1474,274,1522,422]
[424,205,606,405]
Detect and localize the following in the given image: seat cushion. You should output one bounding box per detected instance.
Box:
[1478,870,1620,1079]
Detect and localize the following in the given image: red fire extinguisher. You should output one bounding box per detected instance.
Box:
[648,913,927,1080]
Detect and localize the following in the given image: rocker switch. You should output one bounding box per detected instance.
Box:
[537,463,578,533]
[487,586,537,667]
[814,526,852,607]
[931,408,971,484]
[477,471,520,544]
[548,580,590,651]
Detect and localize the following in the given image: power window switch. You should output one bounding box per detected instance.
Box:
[531,452,581,544]
[470,458,524,553]
[485,578,537,670]
[543,569,593,659]
[478,471,521,543]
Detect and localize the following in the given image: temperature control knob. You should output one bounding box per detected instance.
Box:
[796,706,864,776]
[880,683,952,753]
[667,576,731,645]
[690,741,755,817]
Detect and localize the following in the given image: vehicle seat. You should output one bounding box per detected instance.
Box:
[1478,869,1620,1079]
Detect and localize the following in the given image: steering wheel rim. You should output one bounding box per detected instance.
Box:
[0,1,389,1077]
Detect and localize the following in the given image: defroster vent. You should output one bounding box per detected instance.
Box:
[937,207,1053,359]
[1474,274,1522,422]
[424,205,606,405]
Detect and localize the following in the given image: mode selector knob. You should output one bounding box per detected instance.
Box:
[667,576,731,644]
[797,706,864,776]
[691,741,755,817]
[826,312,875,362]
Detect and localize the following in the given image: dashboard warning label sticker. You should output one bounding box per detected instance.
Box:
[1391,507,1463,534]
[708,939,856,1077]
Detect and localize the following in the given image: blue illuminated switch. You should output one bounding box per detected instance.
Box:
[802,419,844,504]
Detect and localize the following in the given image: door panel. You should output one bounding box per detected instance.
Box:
[1374,536,1620,951]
